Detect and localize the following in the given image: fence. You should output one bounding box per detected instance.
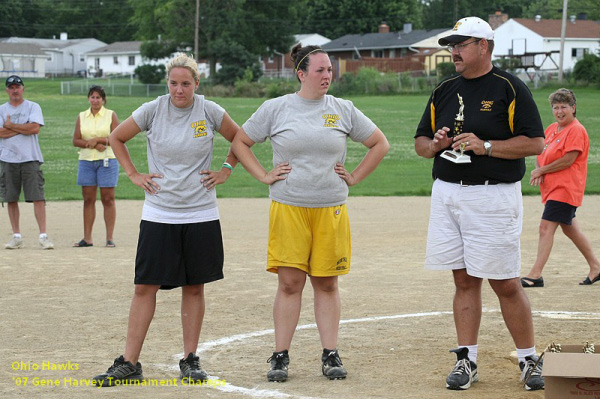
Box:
[61,79,168,97]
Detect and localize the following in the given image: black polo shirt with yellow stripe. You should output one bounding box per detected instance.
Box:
[415,66,544,183]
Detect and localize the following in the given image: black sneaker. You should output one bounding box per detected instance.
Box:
[446,347,478,390]
[179,352,208,383]
[321,349,347,380]
[520,355,544,391]
[267,350,289,382]
[92,355,143,387]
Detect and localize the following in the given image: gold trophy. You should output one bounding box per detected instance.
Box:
[441,93,471,164]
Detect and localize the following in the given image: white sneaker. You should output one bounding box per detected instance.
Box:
[39,236,54,250]
[5,236,24,249]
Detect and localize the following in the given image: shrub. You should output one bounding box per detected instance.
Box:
[134,64,166,84]
[493,57,522,73]
[573,54,600,84]
[233,80,265,97]
[436,62,456,80]
[265,80,299,98]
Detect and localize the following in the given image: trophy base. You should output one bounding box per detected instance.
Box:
[441,150,471,164]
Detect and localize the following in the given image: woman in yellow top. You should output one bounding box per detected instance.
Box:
[72,85,120,247]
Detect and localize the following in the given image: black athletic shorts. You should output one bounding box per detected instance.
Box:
[542,200,577,225]
[134,219,224,289]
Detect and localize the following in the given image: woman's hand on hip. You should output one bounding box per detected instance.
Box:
[261,162,291,185]
[200,169,230,190]
[130,172,162,194]
[335,162,357,186]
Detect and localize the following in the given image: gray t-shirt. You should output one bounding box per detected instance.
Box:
[0,100,45,163]
[243,93,376,207]
[132,94,225,213]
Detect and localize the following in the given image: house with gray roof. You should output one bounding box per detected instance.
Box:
[2,34,106,76]
[0,43,47,78]
[323,25,449,59]
[322,24,452,74]
[86,41,144,76]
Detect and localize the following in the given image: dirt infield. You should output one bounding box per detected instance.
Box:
[2,196,599,399]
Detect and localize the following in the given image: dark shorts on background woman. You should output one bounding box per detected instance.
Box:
[542,200,577,225]
[134,219,224,289]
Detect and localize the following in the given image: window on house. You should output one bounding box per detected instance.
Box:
[571,48,588,59]
[128,56,135,66]
[113,56,119,65]
[372,50,384,58]
[95,58,100,69]
[389,49,396,58]
[268,55,274,63]
[79,53,85,62]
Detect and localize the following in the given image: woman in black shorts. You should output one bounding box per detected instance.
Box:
[92,53,239,386]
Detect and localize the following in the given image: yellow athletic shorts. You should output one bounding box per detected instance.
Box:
[267,201,351,276]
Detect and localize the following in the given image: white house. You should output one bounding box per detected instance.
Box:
[86,41,144,76]
[2,34,106,76]
[493,17,600,72]
[0,43,47,78]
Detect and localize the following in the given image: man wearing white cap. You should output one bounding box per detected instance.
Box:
[414,17,545,391]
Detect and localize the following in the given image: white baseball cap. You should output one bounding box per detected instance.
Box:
[438,17,494,46]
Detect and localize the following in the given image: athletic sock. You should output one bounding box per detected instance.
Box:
[14,233,22,239]
[39,233,47,239]
[516,347,536,363]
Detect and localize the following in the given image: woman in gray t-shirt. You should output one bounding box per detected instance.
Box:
[233,44,389,382]
[92,53,240,386]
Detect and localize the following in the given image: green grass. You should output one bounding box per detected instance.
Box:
[8,80,600,200]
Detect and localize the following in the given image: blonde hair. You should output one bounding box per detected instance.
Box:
[166,53,199,82]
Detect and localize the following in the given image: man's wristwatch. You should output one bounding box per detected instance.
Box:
[484,141,492,157]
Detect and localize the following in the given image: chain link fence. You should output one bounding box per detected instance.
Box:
[61,79,168,97]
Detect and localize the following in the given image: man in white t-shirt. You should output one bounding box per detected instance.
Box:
[0,75,54,249]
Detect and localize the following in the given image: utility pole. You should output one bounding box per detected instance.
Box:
[194,0,200,62]
[558,0,568,83]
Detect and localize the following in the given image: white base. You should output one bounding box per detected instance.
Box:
[441,150,471,164]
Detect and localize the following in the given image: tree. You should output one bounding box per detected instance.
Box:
[301,0,423,38]
[421,0,528,30]
[11,0,136,42]
[140,40,179,60]
[523,0,600,20]
[128,0,298,84]
[212,40,263,84]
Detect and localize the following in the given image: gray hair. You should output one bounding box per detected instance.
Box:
[549,88,576,115]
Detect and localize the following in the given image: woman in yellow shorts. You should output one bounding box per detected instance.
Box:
[232,44,389,382]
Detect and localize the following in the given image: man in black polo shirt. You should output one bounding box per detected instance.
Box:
[414,17,545,391]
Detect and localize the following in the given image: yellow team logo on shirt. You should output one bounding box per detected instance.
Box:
[192,120,207,137]
[322,114,341,128]
[480,100,493,112]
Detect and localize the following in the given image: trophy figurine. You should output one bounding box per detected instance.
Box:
[440,93,471,164]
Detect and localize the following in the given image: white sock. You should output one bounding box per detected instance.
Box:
[460,345,478,364]
[14,233,22,239]
[516,347,536,363]
[39,233,47,239]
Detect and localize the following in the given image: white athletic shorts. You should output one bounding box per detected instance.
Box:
[424,179,523,279]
